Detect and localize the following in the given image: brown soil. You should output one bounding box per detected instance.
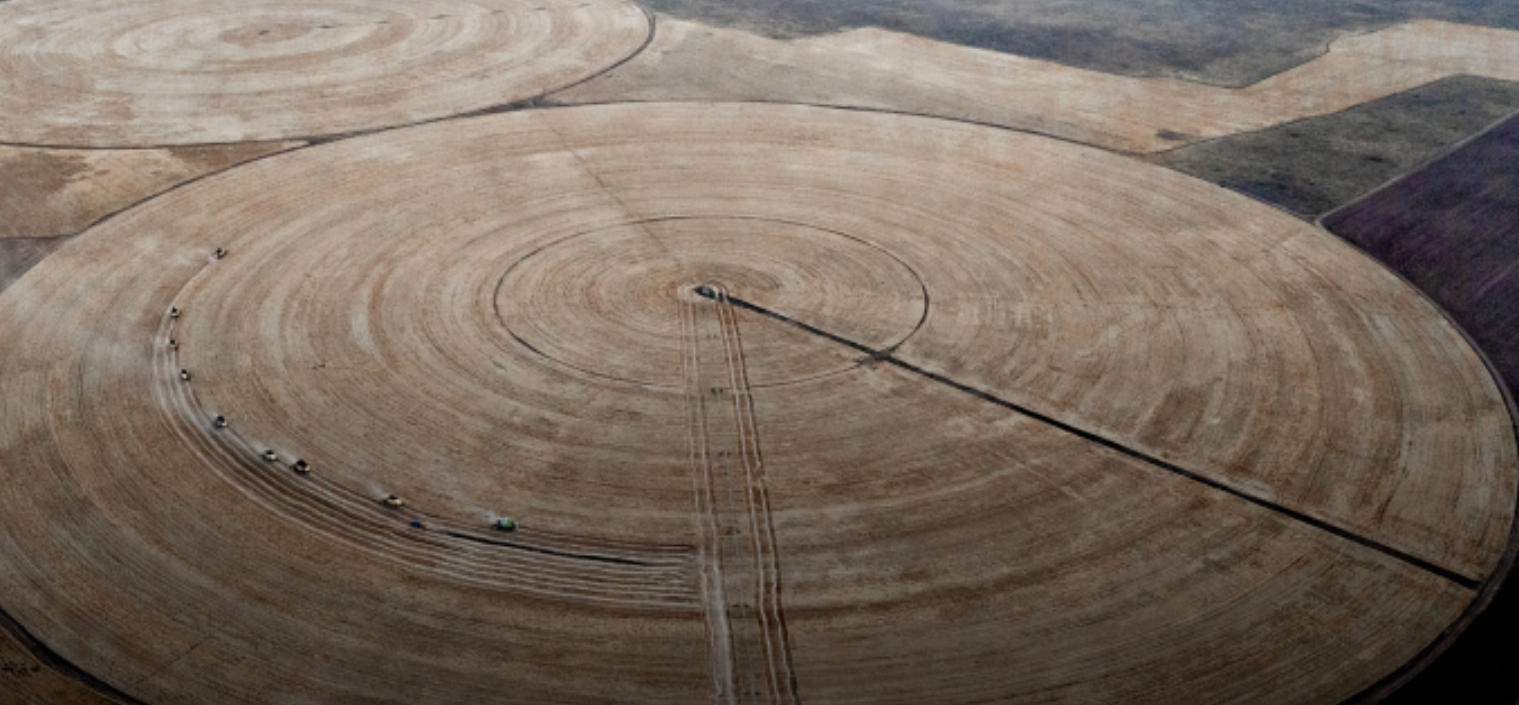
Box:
[0,104,1509,705]
[0,0,652,146]
[548,19,1519,153]
[0,142,301,239]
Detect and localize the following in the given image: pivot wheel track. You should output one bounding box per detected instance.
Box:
[684,284,799,705]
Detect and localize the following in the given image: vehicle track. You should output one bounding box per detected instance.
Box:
[684,284,798,705]
[153,258,697,608]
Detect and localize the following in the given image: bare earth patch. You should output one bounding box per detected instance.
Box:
[634,0,1519,87]
[550,19,1519,153]
[0,142,302,239]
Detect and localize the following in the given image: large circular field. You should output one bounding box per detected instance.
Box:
[0,103,1513,704]
[0,0,651,146]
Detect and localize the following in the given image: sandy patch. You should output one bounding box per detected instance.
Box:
[552,19,1519,153]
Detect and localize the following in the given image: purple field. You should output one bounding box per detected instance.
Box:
[1323,110,1519,705]
[1323,112,1519,407]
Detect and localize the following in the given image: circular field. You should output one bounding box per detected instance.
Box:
[0,0,650,147]
[496,218,929,387]
[0,103,1514,705]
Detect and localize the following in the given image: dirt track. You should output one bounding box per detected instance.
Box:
[0,103,1511,704]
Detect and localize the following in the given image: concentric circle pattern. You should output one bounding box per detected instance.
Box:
[0,104,1514,705]
[0,0,650,146]
[497,217,928,387]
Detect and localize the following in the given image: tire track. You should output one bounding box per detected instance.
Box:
[682,291,738,704]
[149,260,697,608]
[686,284,799,705]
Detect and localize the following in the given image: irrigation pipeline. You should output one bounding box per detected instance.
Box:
[700,289,1483,591]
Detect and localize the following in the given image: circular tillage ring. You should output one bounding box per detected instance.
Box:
[0,0,651,146]
[495,216,929,388]
[0,104,1513,704]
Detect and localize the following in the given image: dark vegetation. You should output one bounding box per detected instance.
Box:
[1323,110,1519,407]
[1157,76,1519,218]
[1325,111,1519,705]
[636,0,1519,86]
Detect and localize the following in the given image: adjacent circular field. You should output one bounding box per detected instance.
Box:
[0,103,1513,705]
[0,0,650,146]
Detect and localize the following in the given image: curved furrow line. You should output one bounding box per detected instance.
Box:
[2,103,1510,705]
[0,0,653,146]
[159,369,693,604]
[155,303,697,606]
